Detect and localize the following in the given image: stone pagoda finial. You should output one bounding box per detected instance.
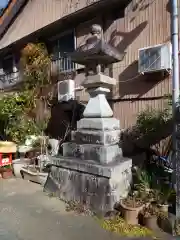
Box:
[90,24,102,39]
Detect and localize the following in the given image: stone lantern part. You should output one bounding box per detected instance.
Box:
[90,24,102,39]
[47,24,132,214]
[68,24,126,76]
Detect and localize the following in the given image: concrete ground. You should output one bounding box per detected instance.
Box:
[0,178,175,240]
[0,178,125,240]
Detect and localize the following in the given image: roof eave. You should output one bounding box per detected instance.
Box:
[0,0,27,39]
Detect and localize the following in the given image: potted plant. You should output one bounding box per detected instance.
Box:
[133,168,156,205]
[143,204,159,229]
[134,169,152,194]
[157,185,173,213]
[120,195,144,225]
[1,165,13,179]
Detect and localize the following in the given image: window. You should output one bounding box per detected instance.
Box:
[2,55,13,74]
[50,31,75,73]
[0,54,20,87]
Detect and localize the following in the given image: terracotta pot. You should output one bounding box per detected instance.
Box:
[144,216,157,229]
[158,204,169,213]
[120,202,144,225]
[2,169,13,179]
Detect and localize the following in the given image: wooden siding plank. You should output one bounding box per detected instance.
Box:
[0,0,102,49]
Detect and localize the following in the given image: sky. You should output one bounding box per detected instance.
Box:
[0,0,9,8]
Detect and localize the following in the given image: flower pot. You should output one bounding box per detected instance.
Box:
[120,201,144,225]
[12,158,31,178]
[158,204,169,213]
[20,166,48,186]
[144,216,157,229]
[2,169,13,179]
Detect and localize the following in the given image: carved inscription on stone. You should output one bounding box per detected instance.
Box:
[105,134,119,144]
[74,131,120,145]
[75,132,101,144]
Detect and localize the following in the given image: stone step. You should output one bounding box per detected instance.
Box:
[71,129,120,145]
[62,142,123,164]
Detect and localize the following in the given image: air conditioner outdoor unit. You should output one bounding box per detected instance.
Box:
[58,79,75,102]
[138,43,172,74]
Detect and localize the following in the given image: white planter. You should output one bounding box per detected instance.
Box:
[158,204,169,213]
[20,167,48,186]
[12,158,31,178]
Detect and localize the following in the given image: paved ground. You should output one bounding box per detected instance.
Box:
[0,178,124,240]
[0,178,175,240]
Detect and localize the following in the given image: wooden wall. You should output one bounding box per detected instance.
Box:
[0,0,101,49]
[0,0,174,130]
[75,0,173,128]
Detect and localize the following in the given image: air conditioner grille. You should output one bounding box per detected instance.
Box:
[138,43,171,73]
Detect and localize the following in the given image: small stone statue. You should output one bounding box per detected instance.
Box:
[79,24,103,52]
[68,24,125,76]
[79,24,103,76]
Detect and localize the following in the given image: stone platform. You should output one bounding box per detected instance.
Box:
[44,156,132,214]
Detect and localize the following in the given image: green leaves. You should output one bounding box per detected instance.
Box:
[135,168,152,192]
[20,43,51,91]
[136,107,171,136]
[0,43,51,144]
[0,92,40,144]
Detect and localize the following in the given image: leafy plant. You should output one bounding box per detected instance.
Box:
[122,195,143,208]
[157,184,173,205]
[136,106,171,136]
[0,43,52,144]
[99,216,155,237]
[134,168,152,193]
[2,165,11,169]
[20,43,51,91]
[142,204,159,218]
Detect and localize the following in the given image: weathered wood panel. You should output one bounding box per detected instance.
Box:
[108,0,171,100]
[113,98,166,129]
[1,0,173,129]
[107,0,171,127]
[75,0,173,128]
[0,0,100,49]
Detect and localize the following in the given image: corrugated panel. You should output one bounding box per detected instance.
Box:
[0,0,100,50]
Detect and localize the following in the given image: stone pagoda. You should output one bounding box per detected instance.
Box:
[46,24,132,214]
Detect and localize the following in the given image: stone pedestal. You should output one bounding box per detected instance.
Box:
[44,157,132,214]
[45,73,132,214]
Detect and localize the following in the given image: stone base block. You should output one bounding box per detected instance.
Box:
[62,142,122,164]
[79,144,122,163]
[71,129,120,145]
[44,157,132,214]
[77,118,120,131]
[83,73,116,89]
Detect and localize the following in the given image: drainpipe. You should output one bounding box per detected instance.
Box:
[171,0,180,218]
[172,0,179,109]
